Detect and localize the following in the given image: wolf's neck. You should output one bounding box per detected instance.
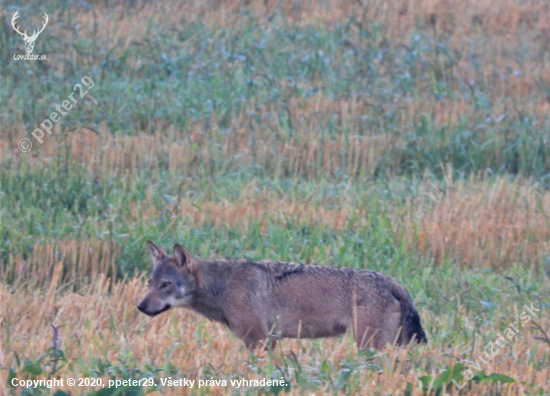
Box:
[190,289,229,326]
[189,261,232,327]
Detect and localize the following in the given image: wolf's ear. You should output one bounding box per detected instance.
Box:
[173,244,196,273]
[147,241,166,263]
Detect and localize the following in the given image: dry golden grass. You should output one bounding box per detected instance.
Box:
[133,196,354,233]
[1,240,120,291]
[401,176,550,268]
[1,274,548,395]
[4,106,546,186]
[6,109,390,180]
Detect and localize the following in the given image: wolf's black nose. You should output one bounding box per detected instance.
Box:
[137,302,146,312]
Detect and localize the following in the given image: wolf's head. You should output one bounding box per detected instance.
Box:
[137,241,198,316]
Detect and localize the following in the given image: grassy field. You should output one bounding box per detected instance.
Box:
[1,0,550,394]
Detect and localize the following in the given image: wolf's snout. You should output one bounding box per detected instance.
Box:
[137,299,171,316]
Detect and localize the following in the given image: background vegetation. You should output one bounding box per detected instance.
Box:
[1,0,549,394]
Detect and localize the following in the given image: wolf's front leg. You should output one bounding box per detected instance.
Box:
[231,321,271,350]
[244,334,277,351]
[240,328,268,350]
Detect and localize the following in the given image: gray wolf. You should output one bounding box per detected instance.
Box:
[137,241,428,350]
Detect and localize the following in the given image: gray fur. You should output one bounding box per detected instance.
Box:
[138,242,427,350]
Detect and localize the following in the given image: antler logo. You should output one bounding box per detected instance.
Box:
[11,11,49,54]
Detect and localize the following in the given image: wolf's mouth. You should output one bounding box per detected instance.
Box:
[148,304,171,316]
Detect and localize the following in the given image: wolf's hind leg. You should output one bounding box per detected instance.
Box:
[352,306,380,349]
[353,304,401,349]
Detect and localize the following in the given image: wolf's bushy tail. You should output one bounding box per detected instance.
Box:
[402,301,428,344]
[390,286,428,345]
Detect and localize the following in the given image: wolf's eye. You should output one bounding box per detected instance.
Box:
[160,281,172,289]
